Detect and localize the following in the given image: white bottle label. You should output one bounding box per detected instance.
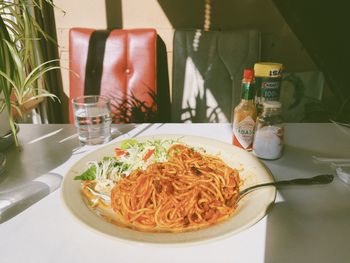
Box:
[233,116,255,149]
[253,125,284,159]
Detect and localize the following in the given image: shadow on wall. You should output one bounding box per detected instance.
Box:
[272,0,350,123]
[157,0,283,30]
[105,0,123,29]
[156,0,309,68]
[157,0,350,122]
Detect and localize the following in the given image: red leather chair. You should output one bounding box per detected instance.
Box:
[69,28,169,123]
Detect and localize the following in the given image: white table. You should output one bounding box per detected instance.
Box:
[1,123,350,263]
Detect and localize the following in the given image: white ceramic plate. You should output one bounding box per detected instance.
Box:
[61,135,276,244]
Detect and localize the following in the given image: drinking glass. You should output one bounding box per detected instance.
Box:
[72,95,112,145]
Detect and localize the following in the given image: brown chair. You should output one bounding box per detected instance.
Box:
[69,28,170,123]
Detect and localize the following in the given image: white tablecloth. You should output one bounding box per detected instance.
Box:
[1,123,350,263]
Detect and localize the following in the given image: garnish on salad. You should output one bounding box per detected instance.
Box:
[74,138,178,197]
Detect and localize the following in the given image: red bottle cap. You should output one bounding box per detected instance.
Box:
[243,69,254,81]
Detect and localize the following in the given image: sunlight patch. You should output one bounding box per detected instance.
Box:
[181,57,228,123]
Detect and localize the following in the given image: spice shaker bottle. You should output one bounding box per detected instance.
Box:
[253,101,284,159]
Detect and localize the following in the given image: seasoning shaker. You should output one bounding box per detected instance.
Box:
[253,101,284,159]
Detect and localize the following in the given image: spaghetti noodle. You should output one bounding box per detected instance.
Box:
[110,144,240,232]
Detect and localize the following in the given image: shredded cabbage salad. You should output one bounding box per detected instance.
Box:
[74,138,178,195]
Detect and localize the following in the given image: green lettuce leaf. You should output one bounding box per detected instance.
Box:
[120,139,137,150]
[74,165,96,180]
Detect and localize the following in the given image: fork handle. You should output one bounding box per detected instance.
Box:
[239,174,334,197]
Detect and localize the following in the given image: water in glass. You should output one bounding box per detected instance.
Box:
[72,96,112,145]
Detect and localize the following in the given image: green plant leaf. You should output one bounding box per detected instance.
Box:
[0,70,18,90]
[0,0,64,136]
[22,90,59,105]
[2,17,21,35]
[3,40,25,82]
[31,18,56,44]
[22,61,60,89]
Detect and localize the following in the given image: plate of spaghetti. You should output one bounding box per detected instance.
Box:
[61,135,275,244]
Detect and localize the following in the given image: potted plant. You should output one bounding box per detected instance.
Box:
[0,0,60,148]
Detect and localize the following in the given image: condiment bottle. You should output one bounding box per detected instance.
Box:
[253,101,284,159]
[232,69,257,151]
[254,62,283,115]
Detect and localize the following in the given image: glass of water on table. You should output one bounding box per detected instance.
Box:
[72,95,112,145]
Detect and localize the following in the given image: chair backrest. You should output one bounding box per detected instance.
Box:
[171,29,261,123]
[69,28,170,123]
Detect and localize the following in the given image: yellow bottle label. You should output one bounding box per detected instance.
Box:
[254,63,283,77]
